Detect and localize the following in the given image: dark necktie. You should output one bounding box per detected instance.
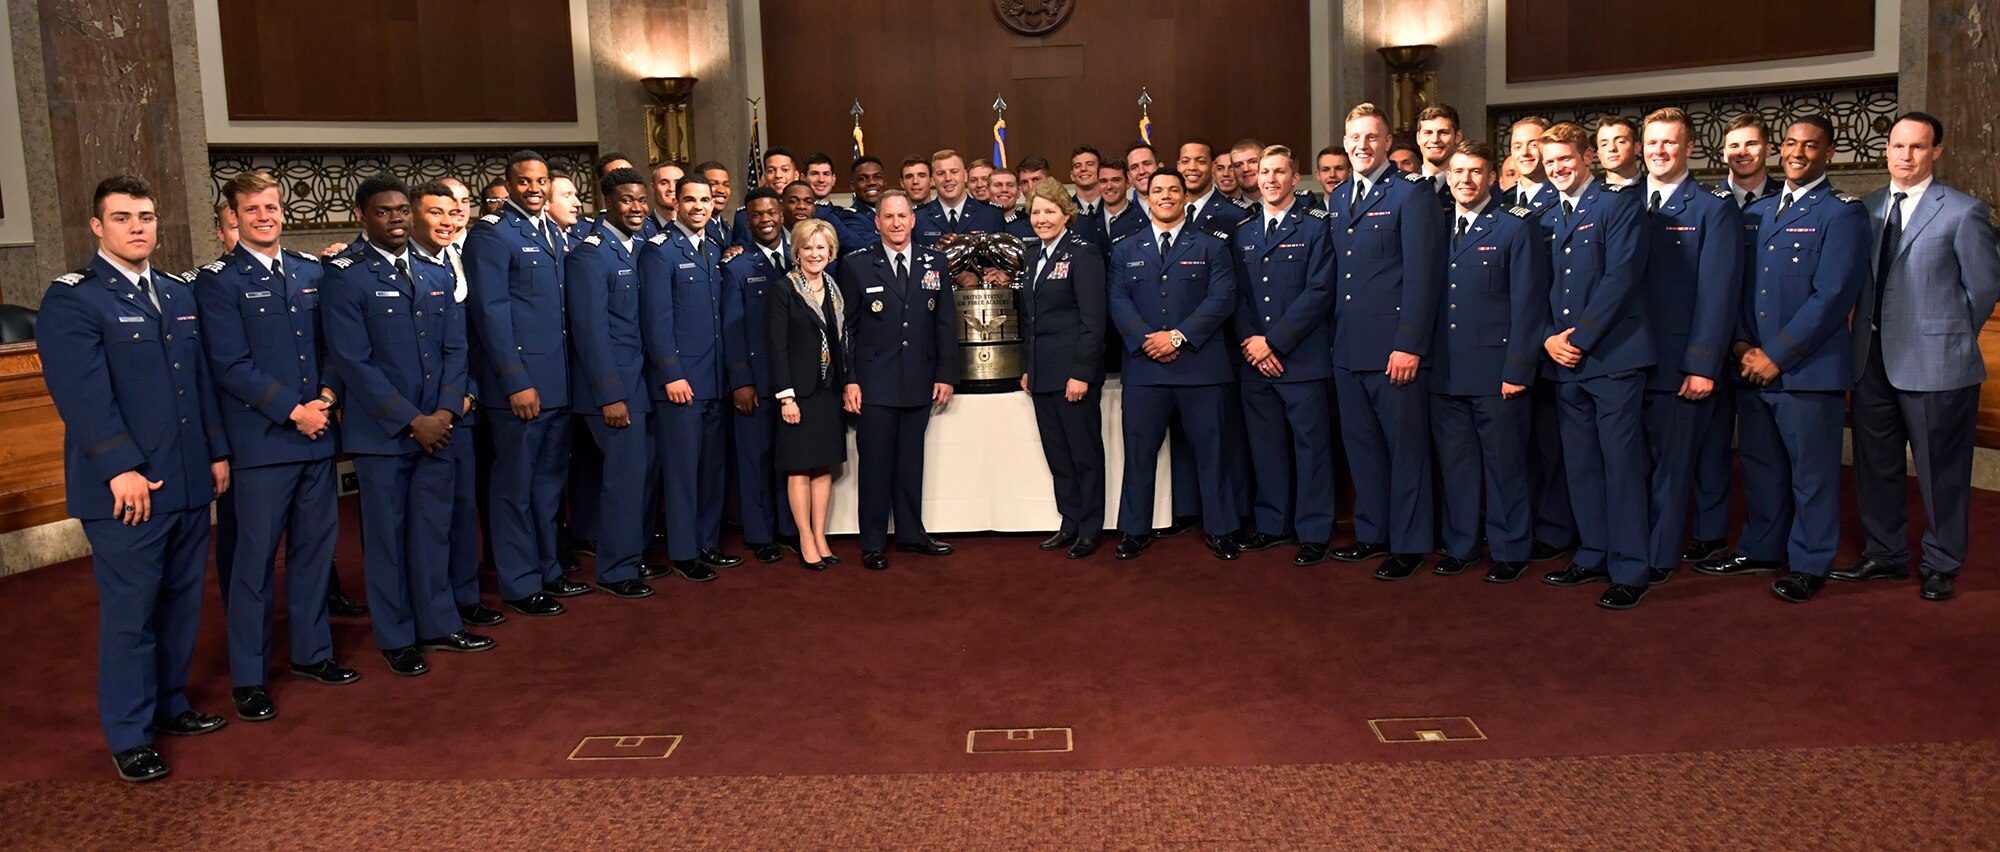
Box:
[1874,191,1907,327]
[394,257,411,284]
[1739,187,1756,210]
[894,253,909,290]
[271,257,287,296]
[1351,180,1365,208]
[1265,217,1278,241]
[1778,192,1795,216]
[1158,231,1172,263]
[134,273,155,312]
[1185,203,1196,223]
[541,219,560,256]
[1454,215,1468,247]
[1562,200,1576,222]
[948,209,959,230]
[1648,191,1662,213]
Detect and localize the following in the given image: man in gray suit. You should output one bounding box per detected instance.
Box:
[1834,112,2000,602]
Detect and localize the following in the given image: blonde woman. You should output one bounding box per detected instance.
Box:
[767,218,847,569]
[1019,178,1107,558]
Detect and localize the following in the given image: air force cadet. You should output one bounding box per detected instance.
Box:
[724,188,804,563]
[1429,142,1549,584]
[195,172,356,726]
[322,177,494,675]
[1694,116,1869,604]
[1231,145,1338,566]
[42,176,234,782]
[915,149,1006,250]
[1835,112,2000,602]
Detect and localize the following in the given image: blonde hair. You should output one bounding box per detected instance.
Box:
[221,170,282,210]
[1538,121,1590,152]
[930,148,965,170]
[1346,103,1388,123]
[1025,178,1077,220]
[790,217,840,263]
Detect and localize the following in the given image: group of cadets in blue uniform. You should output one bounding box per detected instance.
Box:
[44,98,1969,783]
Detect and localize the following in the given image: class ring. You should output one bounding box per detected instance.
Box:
[122,504,134,511]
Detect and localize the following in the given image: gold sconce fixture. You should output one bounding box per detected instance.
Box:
[1377,45,1438,136]
[642,76,698,165]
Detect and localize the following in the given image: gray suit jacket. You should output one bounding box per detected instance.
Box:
[1855,181,2000,392]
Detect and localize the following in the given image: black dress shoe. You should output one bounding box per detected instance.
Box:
[503,593,566,617]
[1598,583,1649,610]
[1433,555,1475,576]
[638,563,672,580]
[1647,566,1675,585]
[597,578,656,599]
[699,548,744,569]
[1294,542,1329,566]
[894,538,955,556]
[326,592,369,617]
[1830,559,1910,582]
[113,746,168,783]
[751,543,787,563]
[1115,534,1152,560]
[418,630,496,653]
[1155,515,1200,538]
[289,659,360,685]
[1239,532,1293,552]
[543,577,591,597]
[232,686,275,722]
[1205,534,1241,560]
[382,646,429,676]
[571,538,598,557]
[1920,573,1957,601]
[1332,541,1389,562]
[861,551,890,570]
[821,553,842,565]
[1681,538,1728,563]
[1772,572,1825,603]
[800,556,829,571]
[1067,539,1100,559]
[1542,563,1610,586]
[1484,561,1529,583]
[1695,552,1784,577]
[1373,553,1423,581]
[153,710,227,737]
[675,560,720,582]
[459,603,507,627]
[1039,531,1078,551]
[1529,540,1576,562]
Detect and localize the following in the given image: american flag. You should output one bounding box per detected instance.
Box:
[745,103,763,189]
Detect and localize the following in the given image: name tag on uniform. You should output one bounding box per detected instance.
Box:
[1125,260,1146,268]
[616,268,633,276]
[244,290,273,299]
[520,246,542,253]
[118,315,146,323]
[375,290,400,297]
[921,230,941,237]
[866,286,884,293]
[678,262,696,269]
[747,276,765,283]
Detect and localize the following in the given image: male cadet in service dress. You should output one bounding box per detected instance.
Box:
[463,151,590,617]
[41,176,233,782]
[1533,123,1655,610]
[1631,109,1743,585]
[724,188,803,563]
[323,177,494,677]
[1177,139,1257,535]
[837,190,960,570]
[565,167,662,598]
[641,174,745,581]
[914,150,1007,250]
[1109,171,1243,561]
[1428,143,1550,584]
[1696,117,1870,604]
[1230,146,1338,566]
[196,173,356,725]
[1326,105,1446,580]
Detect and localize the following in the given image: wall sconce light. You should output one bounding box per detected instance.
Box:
[1377,45,1438,136]
[642,76,698,165]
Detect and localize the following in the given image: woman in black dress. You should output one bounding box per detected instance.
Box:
[767,218,847,569]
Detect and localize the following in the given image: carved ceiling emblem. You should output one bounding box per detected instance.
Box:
[993,0,1073,36]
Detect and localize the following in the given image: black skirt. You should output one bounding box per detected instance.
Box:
[776,391,846,471]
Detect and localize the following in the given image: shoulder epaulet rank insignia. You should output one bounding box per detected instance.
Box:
[1230,196,1253,209]
[648,233,669,245]
[55,270,86,286]
[1306,206,1330,219]
[1835,192,1862,204]
[1710,187,1733,200]
[479,213,501,224]
[1401,171,1426,183]
[414,253,446,267]
[329,256,355,270]
[200,259,227,274]
[581,233,602,246]
[1601,182,1628,192]
[1111,231,1137,245]
[285,247,322,263]
[1508,206,1532,218]
[177,270,200,283]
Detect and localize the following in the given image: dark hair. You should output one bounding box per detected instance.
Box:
[354,175,409,212]
[692,160,729,175]
[1390,139,1420,156]
[1724,113,1770,143]
[1416,104,1461,127]
[599,167,646,200]
[1125,141,1158,160]
[1451,141,1501,170]
[1148,171,1186,191]
[1894,111,1946,146]
[1018,154,1051,172]
[674,175,712,196]
[549,169,576,185]
[506,149,547,176]
[803,152,835,170]
[481,180,505,196]
[851,155,882,172]
[411,179,457,204]
[93,174,154,219]
[1596,114,1637,134]
[1098,158,1127,173]
[901,155,929,170]
[782,179,813,195]
[744,187,782,205]
[1071,145,1101,160]
[1316,145,1347,161]
[1788,114,1836,143]
[764,146,796,168]
[593,151,631,177]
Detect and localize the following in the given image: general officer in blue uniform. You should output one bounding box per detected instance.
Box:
[1108,171,1243,561]
[463,150,590,617]
[323,177,495,675]
[837,189,960,570]
[1018,179,1109,559]
[1326,104,1446,580]
[641,174,746,581]
[1631,109,1743,585]
[195,172,358,725]
[42,175,234,783]
[1533,122,1655,609]
[914,150,1007,249]
[1429,143,1550,584]
[1230,145,1338,566]
[724,188,804,563]
[1694,116,1870,603]
[565,168,663,598]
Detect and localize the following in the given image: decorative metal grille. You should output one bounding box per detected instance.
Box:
[209,146,600,229]
[1488,76,1898,174]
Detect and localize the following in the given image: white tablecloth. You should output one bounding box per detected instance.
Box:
[822,377,1171,534]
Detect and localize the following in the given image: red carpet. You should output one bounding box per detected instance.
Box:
[2,471,1997,786]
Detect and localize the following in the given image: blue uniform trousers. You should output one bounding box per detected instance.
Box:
[855,403,934,552]
[1429,392,1532,562]
[1529,381,1577,549]
[1555,374,1649,585]
[1032,386,1106,538]
[445,421,483,606]
[224,459,337,687]
[1242,380,1335,543]
[487,408,571,599]
[1690,385,1739,542]
[568,414,603,543]
[1333,368,1433,553]
[656,398,727,560]
[1642,390,1715,570]
[1736,388,1845,576]
[581,410,652,582]
[1119,384,1235,536]
[732,399,798,545]
[352,451,460,649]
[86,506,210,753]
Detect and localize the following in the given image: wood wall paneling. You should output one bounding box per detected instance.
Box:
[217,0,577,123]
[758,1,1311,190]
[1928,0,2000,448]
[1506,0,1874,82]
[0,344,67,534]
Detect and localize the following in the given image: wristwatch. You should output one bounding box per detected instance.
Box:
[1169,329,1186,349]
